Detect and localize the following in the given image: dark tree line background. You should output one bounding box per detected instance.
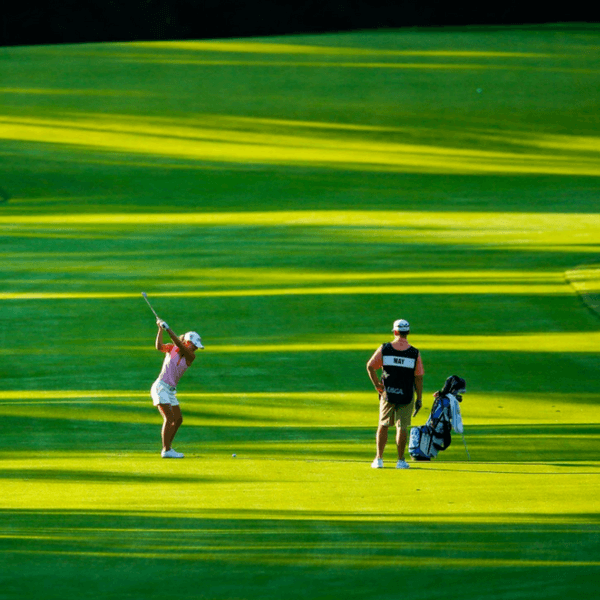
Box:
[1,1,596,47]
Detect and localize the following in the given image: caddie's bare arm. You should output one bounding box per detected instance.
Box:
[413,375,424,416]
[366,357,384,394]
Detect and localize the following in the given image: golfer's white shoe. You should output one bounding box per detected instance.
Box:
[371,458,384,469]
[396,459,410,469]
[161,449,184,458]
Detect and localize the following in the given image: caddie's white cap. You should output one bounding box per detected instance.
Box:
[392,319,410,332]
[184,331,204,349]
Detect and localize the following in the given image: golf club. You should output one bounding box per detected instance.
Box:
[141,291,160,320]
[461,431,471,460]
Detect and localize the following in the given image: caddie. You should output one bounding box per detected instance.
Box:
[366,319,424,469]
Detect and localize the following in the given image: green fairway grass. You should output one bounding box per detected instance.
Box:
[1,24,599,600]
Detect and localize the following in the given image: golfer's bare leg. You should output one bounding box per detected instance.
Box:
[169,405,183,448]
[376,425,388,459]
[157,404,176,452]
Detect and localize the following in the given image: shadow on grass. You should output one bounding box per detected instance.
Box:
[2,416,599,466]
[0,509,597,600]
[0,468,226,484]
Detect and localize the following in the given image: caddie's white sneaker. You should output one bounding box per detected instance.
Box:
[371,458,384,469]
[161,449,184,458]
[396,459,410,469]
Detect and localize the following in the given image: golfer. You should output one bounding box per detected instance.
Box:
[366,319,424,469]
[151,318,203,458]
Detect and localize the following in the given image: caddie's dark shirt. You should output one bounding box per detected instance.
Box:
[381,342,420,405]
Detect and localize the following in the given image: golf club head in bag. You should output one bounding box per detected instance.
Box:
[440,375,466,401]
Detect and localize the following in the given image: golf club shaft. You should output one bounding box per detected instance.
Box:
[462,432,471,460]
[141,292,160,320]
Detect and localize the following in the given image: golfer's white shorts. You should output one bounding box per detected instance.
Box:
[151,380,179,406]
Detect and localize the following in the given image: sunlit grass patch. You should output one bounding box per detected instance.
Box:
[2,208,598,233]
[2,113,599,175]
[0,455,597,524]
[126,40,553,59]
[3,264,566,286]
[1,211,598,257]
[0,283,575,300]
[204,331,600,353]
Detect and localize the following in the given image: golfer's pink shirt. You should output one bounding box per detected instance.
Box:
[158,344,190,387]
[367,339,424,375]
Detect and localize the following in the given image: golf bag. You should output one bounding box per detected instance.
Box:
[409,375,466,461]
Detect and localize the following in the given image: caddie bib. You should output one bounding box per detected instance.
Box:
[381,342,419,405]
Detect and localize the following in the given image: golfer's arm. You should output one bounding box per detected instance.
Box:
[166,328,195,362]
[155,327,164,351]
[165,327,183,348]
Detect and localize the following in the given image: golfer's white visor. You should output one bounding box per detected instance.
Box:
[184,331,204,349]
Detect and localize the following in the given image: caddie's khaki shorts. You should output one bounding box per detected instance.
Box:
[151,380,179,406]
[379,396,414,430]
